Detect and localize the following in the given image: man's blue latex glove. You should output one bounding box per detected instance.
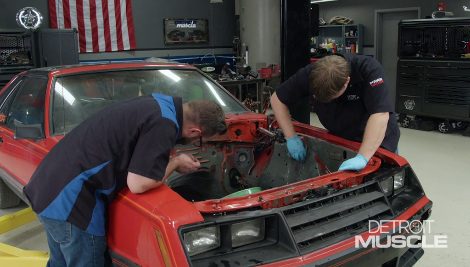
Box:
[338,154,368,171]
[286,135,306,161]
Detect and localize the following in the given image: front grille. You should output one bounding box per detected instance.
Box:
[282,182,394,254]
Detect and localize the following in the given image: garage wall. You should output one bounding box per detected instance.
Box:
[318,0,470,55]
[133,0,235,49]
[0,0,235,61]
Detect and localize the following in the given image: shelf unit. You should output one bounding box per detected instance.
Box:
[0,29,79,87]
[317,24,364,54]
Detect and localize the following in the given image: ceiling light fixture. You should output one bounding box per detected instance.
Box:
[159,70,181,82]
[311,0,338,3]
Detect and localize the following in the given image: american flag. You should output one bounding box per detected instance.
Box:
[48,0,136,53]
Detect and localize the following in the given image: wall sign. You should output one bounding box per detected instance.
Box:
[164,19,209,45]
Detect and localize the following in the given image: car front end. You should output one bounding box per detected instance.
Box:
[107,115,432,267]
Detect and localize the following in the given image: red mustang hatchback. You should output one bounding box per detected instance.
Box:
[0,63,431,266]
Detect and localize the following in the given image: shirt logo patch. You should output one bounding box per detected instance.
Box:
[347,95,360,101]
[369,78,384,87]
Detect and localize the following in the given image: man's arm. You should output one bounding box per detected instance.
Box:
[270,92,296,139]
[127,154,200,194]
[127,158,177,194]
[338,112,389,171]
[338,56,394,171]
[270,66,312,161]
[358,112,389,160]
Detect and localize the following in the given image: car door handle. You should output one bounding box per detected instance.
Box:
[0,136,3,143]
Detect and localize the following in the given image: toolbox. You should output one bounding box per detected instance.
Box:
[0,29,79,87]
[396,18,470,124]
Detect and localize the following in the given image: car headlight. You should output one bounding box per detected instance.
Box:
[393,170,406,190]
[231,219,265,247]
[379,176,394,196]
[183,226,220,256]
[379,169,406,196]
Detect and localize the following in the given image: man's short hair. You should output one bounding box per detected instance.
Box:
[186,100,227,137]
[309,55,350,102]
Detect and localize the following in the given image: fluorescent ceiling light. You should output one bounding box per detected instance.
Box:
[204,81,226,107]
[159,70,181,82]
[54,83,76,105]
[311,0,337,3]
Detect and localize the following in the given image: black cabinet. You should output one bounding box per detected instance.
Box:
[396,18,470,123]
[397,60,470,121]
[33,29,79,68]
[0,29,79,87]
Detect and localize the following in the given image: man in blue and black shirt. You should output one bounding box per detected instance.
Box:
[24,93,226,267]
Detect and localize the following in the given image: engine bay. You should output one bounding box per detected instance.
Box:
[164,115,357,202]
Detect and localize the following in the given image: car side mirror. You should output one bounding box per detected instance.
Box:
[14,121,44,140]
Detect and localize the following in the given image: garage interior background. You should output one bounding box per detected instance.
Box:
[1,1,470,266]
[0,0,236,63]
[2,0,470,61]
[318,0,469,58]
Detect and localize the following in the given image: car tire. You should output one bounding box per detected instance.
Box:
[400,116,411,128]
[438,121,451,134]
[0,179,22,209]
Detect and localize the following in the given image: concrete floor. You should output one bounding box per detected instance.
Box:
[0,114,469,266]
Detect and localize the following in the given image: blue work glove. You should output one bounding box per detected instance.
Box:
[338,154,368,171]
[286,135,306,161]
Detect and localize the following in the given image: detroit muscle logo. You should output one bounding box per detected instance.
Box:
[369,78,384,87]
[355,220,448,249]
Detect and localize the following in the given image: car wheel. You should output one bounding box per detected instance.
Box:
[452,121,468,130]
[438,121,451,134]
[400,116,411,128]
[0,179,21,209]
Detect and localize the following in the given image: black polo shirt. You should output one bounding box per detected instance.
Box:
[276,54,400,152]
[24,93,183,236]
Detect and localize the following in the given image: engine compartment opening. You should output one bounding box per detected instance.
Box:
[165,127,357,202]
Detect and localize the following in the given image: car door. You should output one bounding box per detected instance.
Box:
[0,75,49,187]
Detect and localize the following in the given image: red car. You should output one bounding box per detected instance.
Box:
[0,63,432,266]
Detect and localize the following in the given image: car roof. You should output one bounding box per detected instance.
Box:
[28,62,197,77]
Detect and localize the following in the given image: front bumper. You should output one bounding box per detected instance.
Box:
[319,245,424,267]
[181,173,432,267]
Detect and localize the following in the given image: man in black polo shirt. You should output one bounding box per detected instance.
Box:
[270,54,399,171]
[24,93,226,267]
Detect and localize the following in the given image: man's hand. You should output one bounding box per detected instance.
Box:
[338,154,368,171]
[174,154,201,173]
[286,135,307,161]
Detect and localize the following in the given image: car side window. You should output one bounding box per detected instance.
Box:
[3,77,47,130]
[0,78,25,124]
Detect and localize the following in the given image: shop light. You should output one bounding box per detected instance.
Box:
[204,81,226,107]
[311,0,337,3]
[54,83,76,105]
[159,70,181,82]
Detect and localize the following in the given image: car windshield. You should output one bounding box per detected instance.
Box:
[51,68,247,135]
